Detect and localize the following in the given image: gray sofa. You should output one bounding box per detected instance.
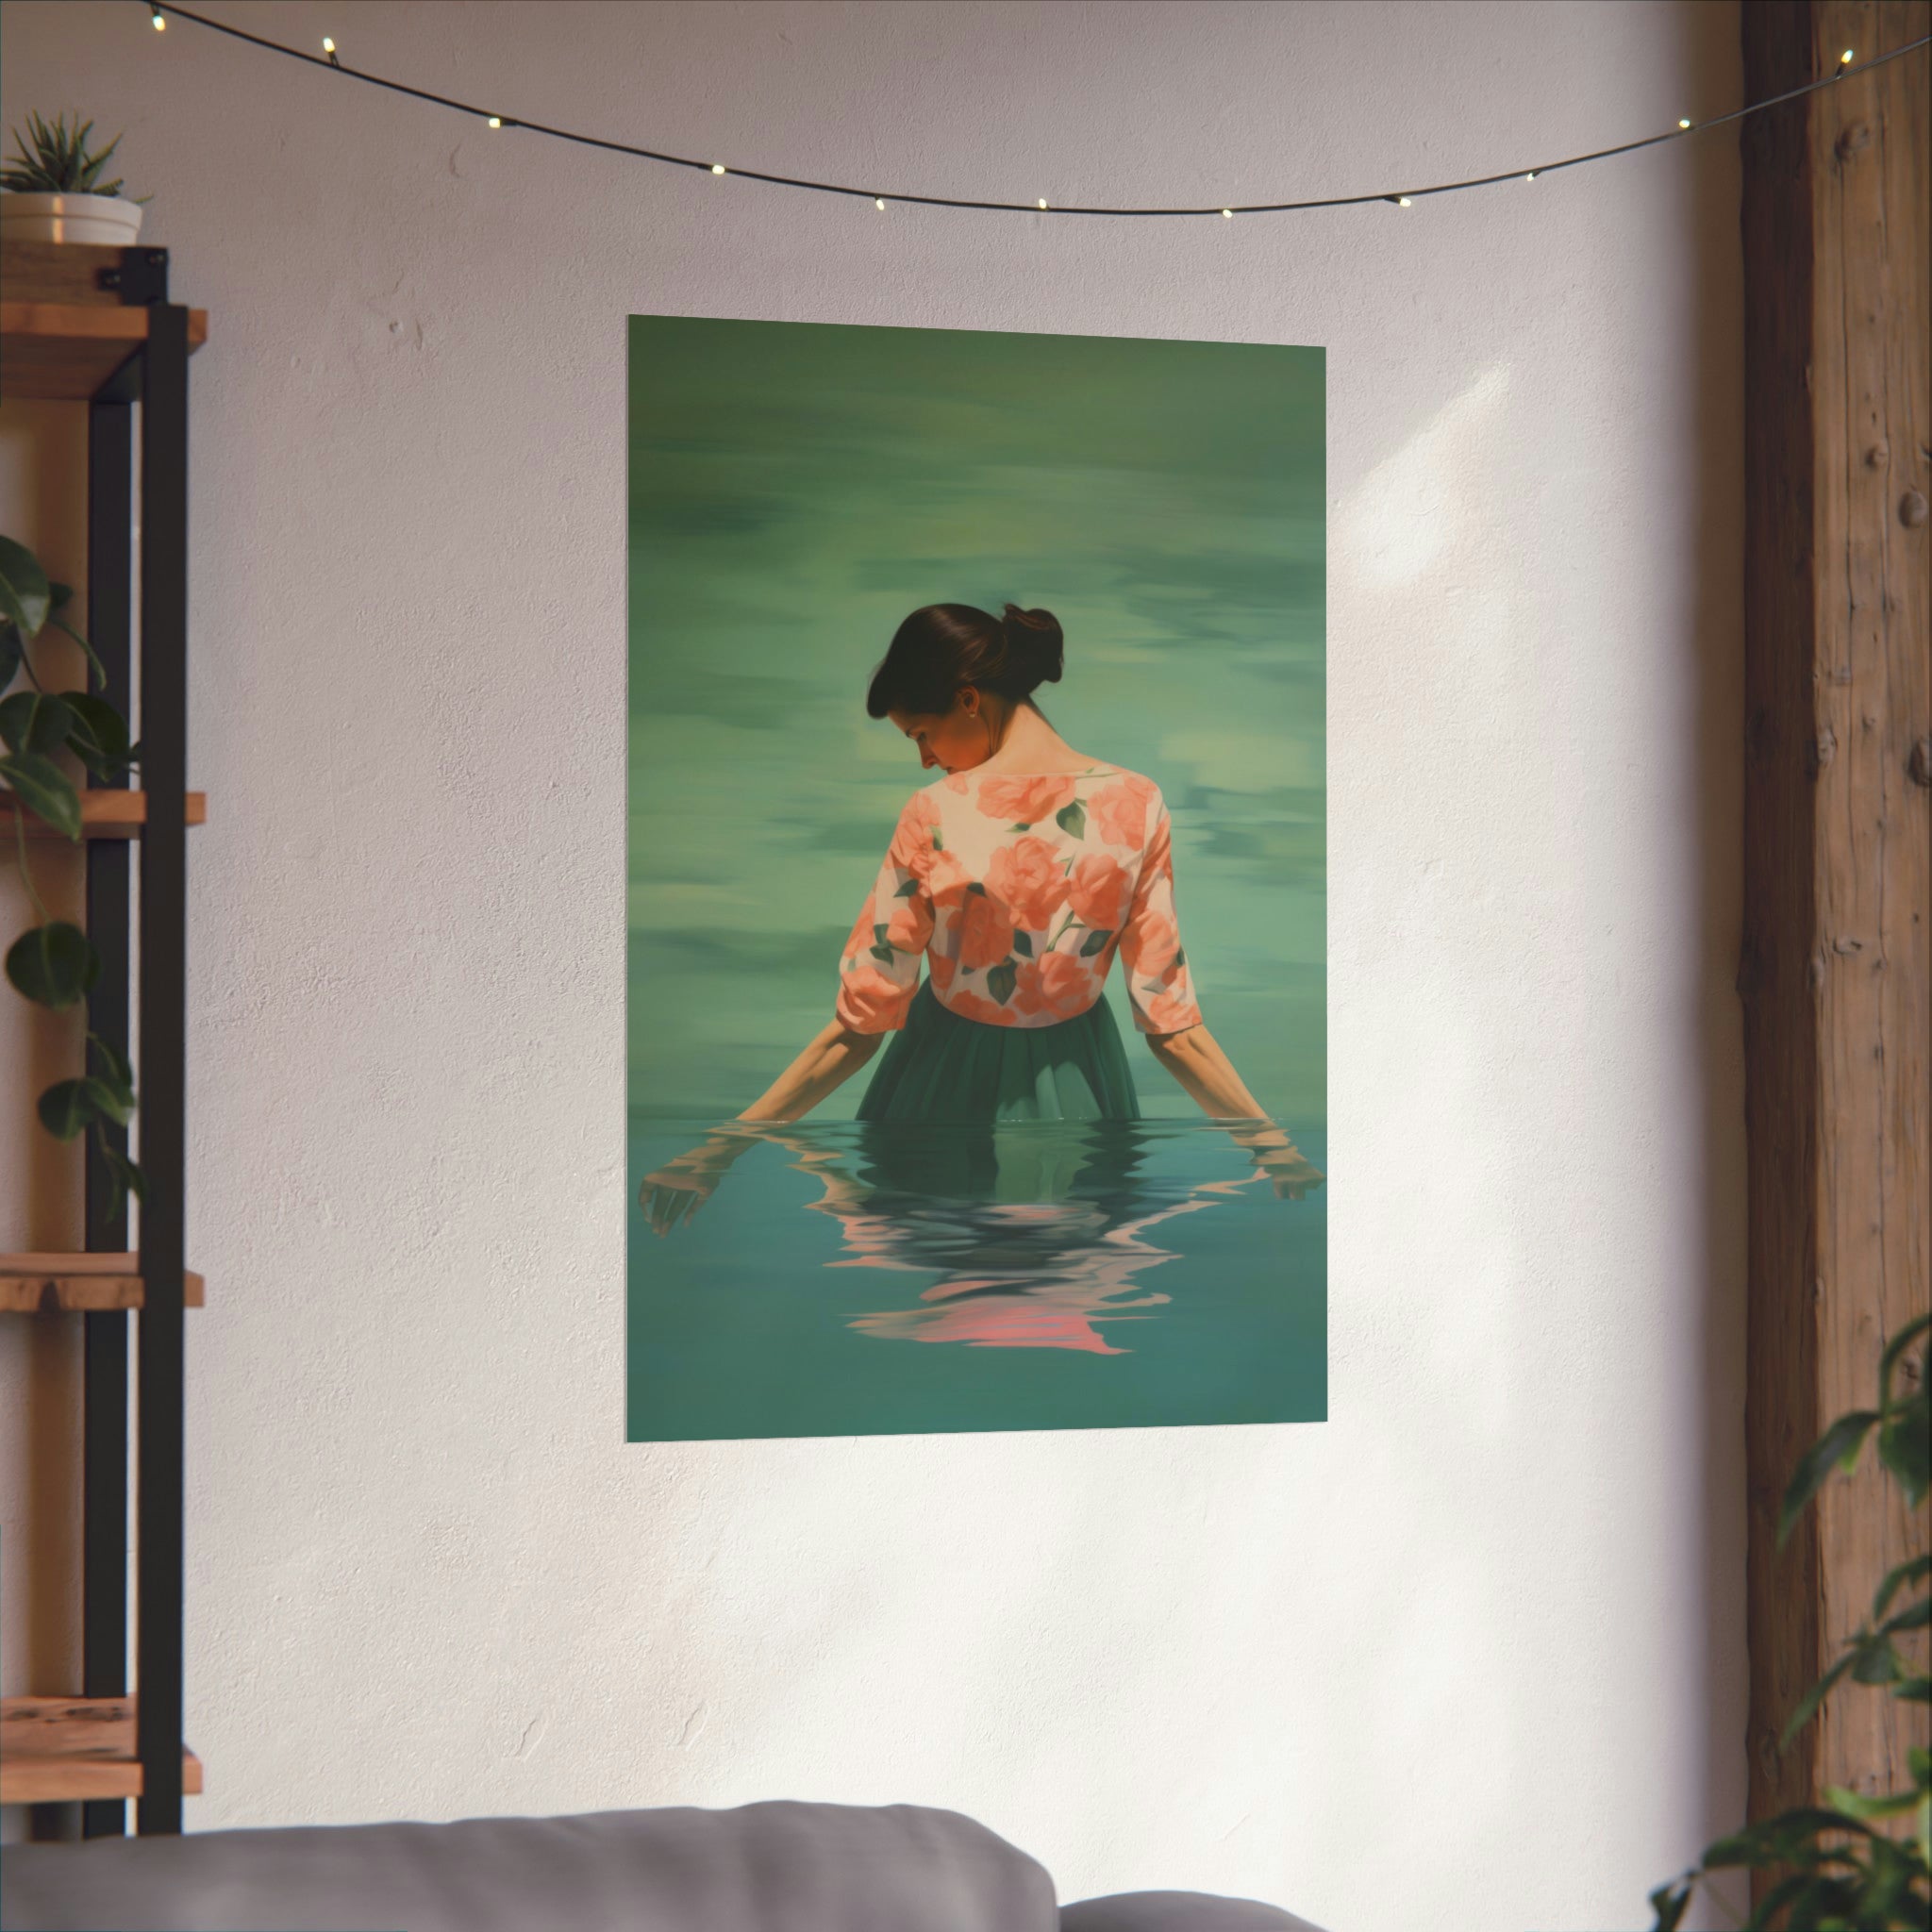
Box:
[0,1799,1326,1930]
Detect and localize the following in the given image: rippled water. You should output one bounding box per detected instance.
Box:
[628,1116,1326,1441]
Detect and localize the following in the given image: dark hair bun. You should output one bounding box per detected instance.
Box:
[865,601,1067,719]
[999,604,1064,691]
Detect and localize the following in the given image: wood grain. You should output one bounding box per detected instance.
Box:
[0,1698,203,1804]
[2,790,208,837]
[0,301,208,401]
[1740,0,1931,1864]
[0,1256,207,1314]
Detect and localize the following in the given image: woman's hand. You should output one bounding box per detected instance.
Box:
[1225,1122,1324,1201]
[639,1128,761,1237]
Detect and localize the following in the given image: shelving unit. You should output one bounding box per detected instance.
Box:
[1,239,206,1836]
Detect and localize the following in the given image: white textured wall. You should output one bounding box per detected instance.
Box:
[0,3,1748,1926]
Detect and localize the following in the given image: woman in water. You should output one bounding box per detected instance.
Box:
[641,602,1319,1221]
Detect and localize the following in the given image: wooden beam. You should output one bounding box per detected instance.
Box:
[0,1257,207,1314]
[1740,0,1931,1863]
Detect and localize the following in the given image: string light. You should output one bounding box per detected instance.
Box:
[150,5,164,26]
[141,5,1929,223]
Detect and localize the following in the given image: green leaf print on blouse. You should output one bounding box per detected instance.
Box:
[1055,799,1087,840]
[985,960,1019,1006]
[1080,927,1112,957]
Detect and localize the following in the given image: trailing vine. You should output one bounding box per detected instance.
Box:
[0,531,143,1214]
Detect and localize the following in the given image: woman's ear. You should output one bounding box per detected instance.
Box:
[958,684,979,717]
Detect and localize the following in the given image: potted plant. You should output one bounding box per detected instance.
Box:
[1,109,149,245]
[0,531,144,1212]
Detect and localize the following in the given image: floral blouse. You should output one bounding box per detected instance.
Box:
[835,765,1204,1036]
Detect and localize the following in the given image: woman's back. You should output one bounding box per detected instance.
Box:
[835,761,1201,1037]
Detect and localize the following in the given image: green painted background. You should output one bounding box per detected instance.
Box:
[627,315,1324,1124]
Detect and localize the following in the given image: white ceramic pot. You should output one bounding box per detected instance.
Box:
[0,192,143,245]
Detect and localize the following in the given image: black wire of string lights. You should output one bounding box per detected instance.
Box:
[145,3,1929,221]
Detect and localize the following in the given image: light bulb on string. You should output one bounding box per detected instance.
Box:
[1525,170,1537,181]
[150,6,165,27]
[1841,48,1854,63]
[1037,198,1048,210]
[874,197,886,210]
[323,36,340,68]
[1397,195,1412,207]
[1222,208,1233,218]
[1678,117,1691,128]
[711,163,725,175]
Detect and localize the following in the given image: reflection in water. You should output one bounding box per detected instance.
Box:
[639,1120,1321,1355]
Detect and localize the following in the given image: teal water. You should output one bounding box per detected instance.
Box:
[627,1116,1325,1441]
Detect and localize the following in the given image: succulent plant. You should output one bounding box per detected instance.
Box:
[1,109,150,203]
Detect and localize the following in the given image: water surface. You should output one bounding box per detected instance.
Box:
[628,1115,1325,1441]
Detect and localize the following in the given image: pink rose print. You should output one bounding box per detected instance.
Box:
[984,835,1069,933]
[888,791,941,872]
[956,889,1016,971]
[837,961,914,1032]
[1066,853,1129,931]
[977,774,1077,826]
[1091,774,1157,848]
[1014,951,1091,1021]
[1122,907,1180,981]
[886,891,933,954]
[1140,988,1200,1035]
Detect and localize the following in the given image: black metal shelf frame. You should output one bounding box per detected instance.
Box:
[75,246,190,1839]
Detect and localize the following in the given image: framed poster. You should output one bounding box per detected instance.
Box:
[627,316,1324,1440]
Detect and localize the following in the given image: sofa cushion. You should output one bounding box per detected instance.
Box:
[1061,1890,1327,1931]
[0,1799,1059,1932]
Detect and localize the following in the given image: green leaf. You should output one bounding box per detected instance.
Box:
[1877,1391,1930,1504]
[931,826,943,851]
[88,1031,135,1100]
[5,920,99,1008]
[1874,1556,1932,1622]
[892,876,921,898]
[0,691,74,755]
[0,749,81,838]
[48,581,75,612]
[1894,1675,1931,1705]
[1877,1595,1930,1638]
[0,621,21,692]
[964,881,984,896]
[0,532,52,638]
[1822,1782,1924,1822]
[1056,799,1087,840]
[79,1074,133,1127]
[59,691,134,778]
[985,961,1018,1005]
[868,943,894,964]
[99,1140,144,1218]
[1779,1410,1880,1548]
[1012,929,1033,957]
[1781,1650,1858,1749]
[1646,1878,1692,1931]
[1880,1313,1932,1407]
[1851,1637,1903,1687]
[873,923,889,946]
[1080,926,1112,957]
[38,1077,98,1140]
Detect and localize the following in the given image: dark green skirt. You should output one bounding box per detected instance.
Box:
[858,980,1141,1124]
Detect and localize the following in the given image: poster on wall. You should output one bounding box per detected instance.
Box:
[627,315,1325,1441]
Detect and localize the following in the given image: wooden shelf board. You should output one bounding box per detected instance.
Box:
[0,300,208,402]
[0,1256,206,1314]
[3,790,208,838]
[1,1699,202,1805]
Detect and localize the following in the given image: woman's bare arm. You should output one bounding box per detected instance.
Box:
[1143,1023,1268,1119]
[1145,1023,1324,1197]
[738,1020,885,1122]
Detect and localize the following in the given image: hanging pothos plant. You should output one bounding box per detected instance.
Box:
[0,530,144,1213]
[1650,1311,1930,1929]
